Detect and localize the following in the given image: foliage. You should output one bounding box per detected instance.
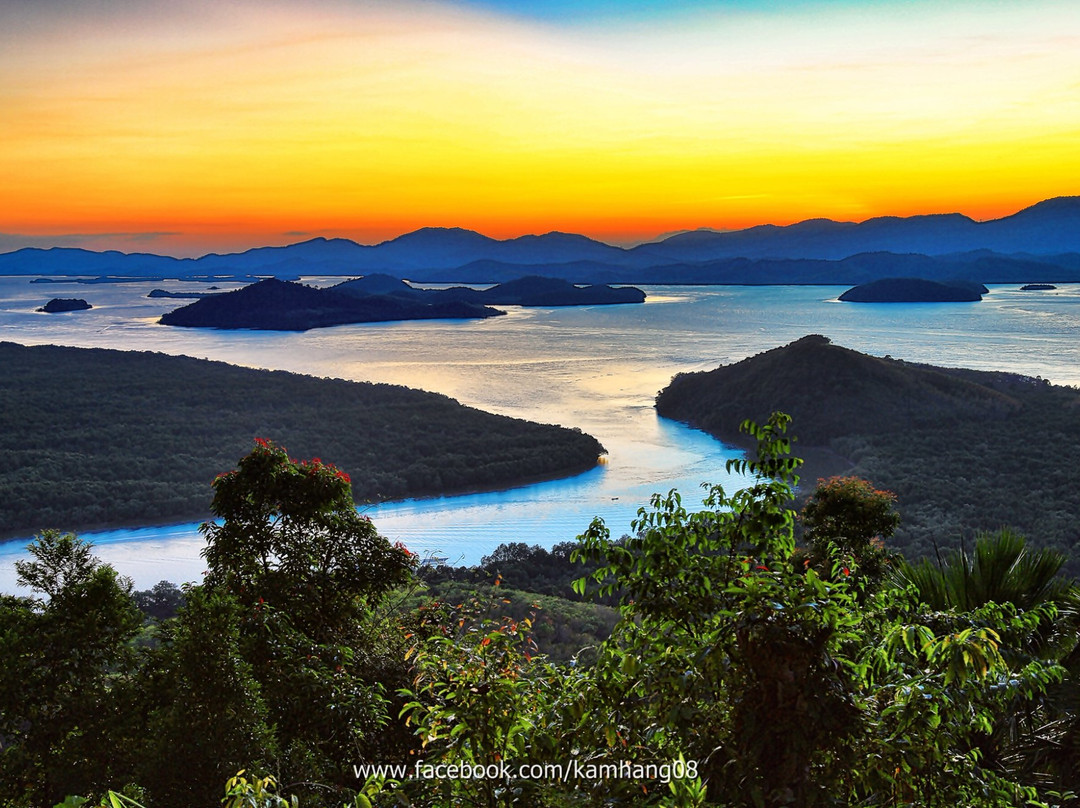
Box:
[131,580,186,622]
[135,586,277,806]
[0,532,143,806]
[568,414,1071,806]
[0,341,604,539]
[181,439,420,800]
[12,418,1080,808]
[800,475,901,587]
[896,528,1077,615]
[655,335,1080,574]
[409,581,618,663]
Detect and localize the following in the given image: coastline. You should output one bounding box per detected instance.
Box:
[0,455,607,549]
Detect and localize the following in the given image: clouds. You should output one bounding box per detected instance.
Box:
[2,0,1079,254]
[0,231,183,253]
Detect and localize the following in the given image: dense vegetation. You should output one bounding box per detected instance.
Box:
[656,335,1080,573]
[0,342,604,538]
[5,418,1080,807]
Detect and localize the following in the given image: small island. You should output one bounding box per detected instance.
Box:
[36,298,92,313]
[838,277,986,302]
[443,275,647,306]
[147,288,223,299]
[160,275,646,331]
[1020,283,1057,291]
[330,274,646,306]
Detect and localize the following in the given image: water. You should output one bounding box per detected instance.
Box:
[3,276,1080,592]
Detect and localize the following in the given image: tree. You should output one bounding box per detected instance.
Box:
[0,532,142,806]
[570,415,1063,807]
[196,438,418,797]
[800,475,900,585]
[894,528,1080,794]
[137,586,276,806]
[202,437,415,641]
[571,415,875,806]
[13,528,101,599]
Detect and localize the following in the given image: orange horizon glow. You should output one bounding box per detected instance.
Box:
[2,0,1079,257]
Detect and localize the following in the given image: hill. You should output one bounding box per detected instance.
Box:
[0,342,604,539]
[656,335,1020,446]
[655,336,1080,569]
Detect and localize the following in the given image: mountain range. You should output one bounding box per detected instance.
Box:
[6,196,1080,285]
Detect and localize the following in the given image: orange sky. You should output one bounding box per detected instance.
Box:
[2,0,1079,256]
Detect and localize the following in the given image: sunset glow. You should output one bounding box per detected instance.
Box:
[3,0,1080,255]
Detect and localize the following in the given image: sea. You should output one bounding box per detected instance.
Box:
[2,276,1079,593]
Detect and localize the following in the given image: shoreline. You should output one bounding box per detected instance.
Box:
[0,457,607,550]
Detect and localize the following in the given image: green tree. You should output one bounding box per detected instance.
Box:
[572,416,1064,807]
[197,438,419,797]
[895,529,1080,797]
[136,586,277,806]
[0,531,142,806]
[800,475,901,586]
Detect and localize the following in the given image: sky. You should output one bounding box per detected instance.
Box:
[2,0,1079,256]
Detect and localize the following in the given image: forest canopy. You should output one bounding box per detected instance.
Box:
[0,342,604,539]
[656,335,1080,571]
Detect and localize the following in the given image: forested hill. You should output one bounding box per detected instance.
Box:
[656,336,1080,570]
[656,335,1022,446]
[0,342,604,539]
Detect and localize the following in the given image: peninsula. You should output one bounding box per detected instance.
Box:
[655,335,1080,573]
[0,341,605,539]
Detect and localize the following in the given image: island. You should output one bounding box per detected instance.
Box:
[36,298,92,313]
[445,275,646,306]
[148,288,224,299]
[330,274,645,306]
[1020,283,1057,291]
[160,275,646,331]
[838,277,986,302]
[159,278,504,330]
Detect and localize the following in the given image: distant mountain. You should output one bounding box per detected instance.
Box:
[5,196,1080,283]
[635,197,1080,261]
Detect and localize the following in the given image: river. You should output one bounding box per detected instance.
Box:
[2,277,1079,592]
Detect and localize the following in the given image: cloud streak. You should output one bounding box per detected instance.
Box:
[2,0,1078,254]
